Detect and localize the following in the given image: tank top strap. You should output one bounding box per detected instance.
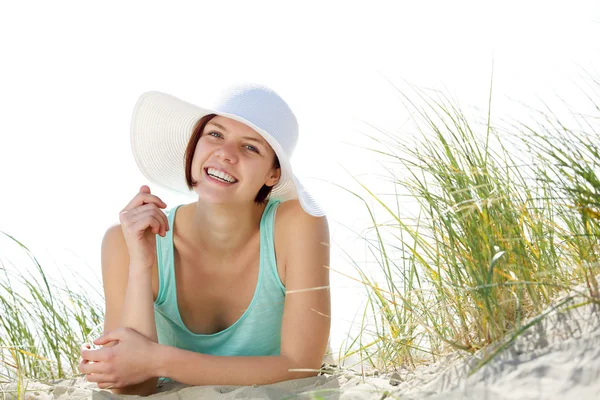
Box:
[154,205,181,306]
[260,199,286,292]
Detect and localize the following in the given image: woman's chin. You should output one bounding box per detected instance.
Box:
[193,180,262,207]
[193,187,243,206]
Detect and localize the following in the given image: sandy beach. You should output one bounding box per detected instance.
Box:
[2,290,599,400]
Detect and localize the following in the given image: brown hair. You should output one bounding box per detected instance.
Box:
[184,114,281,204]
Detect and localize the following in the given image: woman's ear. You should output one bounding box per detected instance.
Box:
[266,168,281,187]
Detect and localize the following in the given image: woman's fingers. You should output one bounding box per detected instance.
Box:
[84,372,113,383]
[122,203,168,228]
[134,208,169,236]
[120,204,169,235]
[132,215,162,237]
[79,359,116,387]
[84,372,117,390]
[78,359,116,387]
[120,187,167,215]
[97,381,116,390]
[120,194,166,214]
[80,343,91,362]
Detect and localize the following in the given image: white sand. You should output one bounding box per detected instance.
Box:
[2,293,599,399]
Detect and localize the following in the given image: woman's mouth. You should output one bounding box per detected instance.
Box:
[204,167,238,185]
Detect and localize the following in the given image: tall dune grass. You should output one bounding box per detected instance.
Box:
[0,232,103,389]
[344,79,600,370]
[518,91,600,298]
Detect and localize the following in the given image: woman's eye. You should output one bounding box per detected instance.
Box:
[204,132,258,153]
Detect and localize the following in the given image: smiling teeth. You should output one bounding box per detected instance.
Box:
[207,168,237,183]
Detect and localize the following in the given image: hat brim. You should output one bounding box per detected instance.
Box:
[130,91,325,216]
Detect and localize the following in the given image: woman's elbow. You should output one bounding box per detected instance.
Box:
[284,356,323,381]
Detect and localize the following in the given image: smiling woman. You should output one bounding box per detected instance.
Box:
[78,84,331,396]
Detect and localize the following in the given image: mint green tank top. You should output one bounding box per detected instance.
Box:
[153,199,286,358]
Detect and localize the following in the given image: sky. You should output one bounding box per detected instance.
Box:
[1,0,599,361]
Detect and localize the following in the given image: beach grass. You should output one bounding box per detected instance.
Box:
[341,77,600,371]
[0,232,103,394]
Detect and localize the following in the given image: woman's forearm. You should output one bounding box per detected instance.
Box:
[120,266,158,341]
[154,344,320,386]
[111,265,159,396]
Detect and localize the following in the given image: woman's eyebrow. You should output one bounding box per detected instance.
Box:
[207,122,229,131]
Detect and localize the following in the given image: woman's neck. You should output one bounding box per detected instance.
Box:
[178,199,267,262]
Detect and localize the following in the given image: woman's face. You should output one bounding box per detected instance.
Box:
[190,116,280,204]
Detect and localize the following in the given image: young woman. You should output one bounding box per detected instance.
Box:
[78,84,331,396]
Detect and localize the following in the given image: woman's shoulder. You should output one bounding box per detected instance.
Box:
[275,199,327,218]
[273,199,330,282]
[274,199,329,238]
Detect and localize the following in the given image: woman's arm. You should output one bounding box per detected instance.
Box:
[154,202,331,385]
[154,351,317,386]
[98,224,159,396]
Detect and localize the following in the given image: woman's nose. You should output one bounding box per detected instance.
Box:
[215,142,238,163]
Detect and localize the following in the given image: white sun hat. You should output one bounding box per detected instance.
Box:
[130,83,325,217]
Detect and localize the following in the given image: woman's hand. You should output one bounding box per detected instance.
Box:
[79,328,158,389]
[119,185,169,269]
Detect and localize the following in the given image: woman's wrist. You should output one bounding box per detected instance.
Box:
[128,263,154,278]
[152,342,168,379]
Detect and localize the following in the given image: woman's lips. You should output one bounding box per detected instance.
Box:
[204,168,237,186]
